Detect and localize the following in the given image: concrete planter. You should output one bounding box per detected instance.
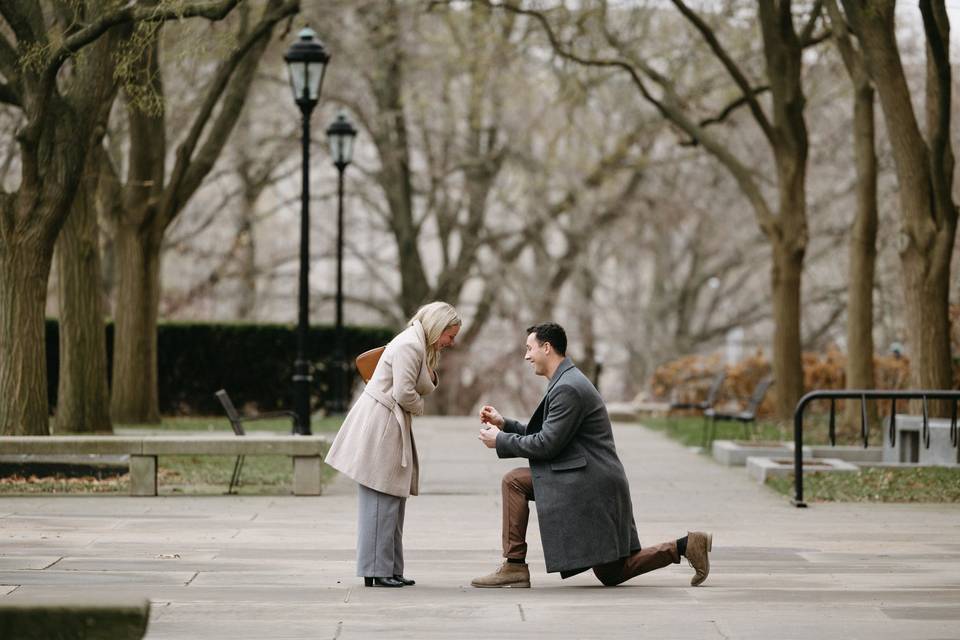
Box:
[712,440,812,466]
[746,456,859,483]
[807,445,883,463]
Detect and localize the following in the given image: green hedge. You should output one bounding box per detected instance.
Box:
[45,320,394,415]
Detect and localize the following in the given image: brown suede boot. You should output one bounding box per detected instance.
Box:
[686,531,712,586]
[470,562,531,588]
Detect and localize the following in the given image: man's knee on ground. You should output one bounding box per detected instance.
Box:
[592,567,622,587]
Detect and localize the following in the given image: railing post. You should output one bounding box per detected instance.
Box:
[889,398,896,447]
[792,394,807,508]
[860,394,868,449]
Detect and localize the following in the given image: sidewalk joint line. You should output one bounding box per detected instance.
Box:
[517,603,525,622]
[40,557,63,570]
[332,621,343,639]
[185,571,199,586]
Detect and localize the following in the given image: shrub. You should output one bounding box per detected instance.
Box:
[45,320,395,415]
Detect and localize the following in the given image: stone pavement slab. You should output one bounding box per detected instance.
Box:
[1,416,959,639]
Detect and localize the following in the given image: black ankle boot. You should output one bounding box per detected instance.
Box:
[393,575,415,586]
[364,576,404,587]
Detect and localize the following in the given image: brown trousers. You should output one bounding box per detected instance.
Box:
[502,467,679,586]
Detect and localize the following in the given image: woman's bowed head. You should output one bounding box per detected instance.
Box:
[410,301,462,379]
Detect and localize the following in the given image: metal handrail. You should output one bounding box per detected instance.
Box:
[792,389,960,508]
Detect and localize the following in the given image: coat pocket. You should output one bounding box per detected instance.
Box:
[550,455,587,472]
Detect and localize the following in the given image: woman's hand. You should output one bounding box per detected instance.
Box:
[479,405,504,428]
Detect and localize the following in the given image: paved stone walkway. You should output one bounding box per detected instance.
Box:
[1,416,959,639]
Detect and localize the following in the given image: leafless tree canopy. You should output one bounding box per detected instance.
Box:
[2,0,959,429]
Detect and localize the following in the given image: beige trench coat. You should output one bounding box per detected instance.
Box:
[324,321,437,497]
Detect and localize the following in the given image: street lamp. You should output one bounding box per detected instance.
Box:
[284,27,330,435]
[326,111,358,413]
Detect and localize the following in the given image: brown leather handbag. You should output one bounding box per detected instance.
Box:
[355,346,386,383]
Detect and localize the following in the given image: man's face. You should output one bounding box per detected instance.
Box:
[524,333,549,376]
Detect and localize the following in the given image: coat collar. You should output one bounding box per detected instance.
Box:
[546,357,575,393]
[410,319,427,348]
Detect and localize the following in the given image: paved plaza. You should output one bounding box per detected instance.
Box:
[1,416,959,639]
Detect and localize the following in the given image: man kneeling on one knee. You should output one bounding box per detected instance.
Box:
[472,323,712,588]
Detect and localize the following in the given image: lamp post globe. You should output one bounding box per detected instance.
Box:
[284,28,330,435]
[327,111,358,413]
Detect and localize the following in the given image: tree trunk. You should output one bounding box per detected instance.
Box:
[844,83,879,426]
[0,238,54,435]
[54,159,112,434]
[110,224,162,424]
[901,243,954,395]
[841,0,958,412]
[770,241,804,420]
[235,182,258,320]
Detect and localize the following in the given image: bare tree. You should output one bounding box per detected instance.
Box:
[824,0,879,425]
[472,0,827,419]
[0,0,246,435]
[839,1,957,409]
[99,0,298,424]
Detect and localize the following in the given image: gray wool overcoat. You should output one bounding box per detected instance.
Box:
[495,358,641,575]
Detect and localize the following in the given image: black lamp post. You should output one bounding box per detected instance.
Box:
[284,27,330,435]
[326,112,358,413]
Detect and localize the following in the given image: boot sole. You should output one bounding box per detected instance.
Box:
[471,582,531,588]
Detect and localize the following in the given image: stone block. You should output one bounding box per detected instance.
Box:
[293,456,323,495]
[129,456,157,497]
[0,596,150,639]
[881,415,959,466]
[139,435,329,456]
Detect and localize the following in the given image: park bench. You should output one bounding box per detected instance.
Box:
[703,377,775,446]
[669,370,726,416]
[0,434,329,496]
[0,596,149,640]
[215,389,298,493]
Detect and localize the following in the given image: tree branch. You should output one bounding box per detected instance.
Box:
[0,82,20,106]
[164,0,298,226]
[919,0,954,226]
[696,85,770,130]
[669,0,774,142]
[0,31,22,94]
[52,0,242,71]
[800,0,825,44]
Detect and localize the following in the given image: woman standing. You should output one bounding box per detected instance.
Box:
[325,301,461,587]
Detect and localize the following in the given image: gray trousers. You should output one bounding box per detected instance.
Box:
[356,483,406,578]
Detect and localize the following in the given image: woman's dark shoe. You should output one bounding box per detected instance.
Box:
[393,575,415,586]
[364,576,404,587]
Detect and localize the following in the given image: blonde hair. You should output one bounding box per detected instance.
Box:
[409,301,461,371]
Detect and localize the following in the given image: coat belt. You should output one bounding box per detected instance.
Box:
[363,386,409,468]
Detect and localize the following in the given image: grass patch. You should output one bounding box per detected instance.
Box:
[639,415,795,448]
[638,414,874,449]
[0,415,343,495]
[766,467,960,503]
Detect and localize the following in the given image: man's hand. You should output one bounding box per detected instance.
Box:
[479,405,504,428]
[478,425,500,448]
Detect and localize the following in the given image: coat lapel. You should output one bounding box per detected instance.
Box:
[527,358,575,434]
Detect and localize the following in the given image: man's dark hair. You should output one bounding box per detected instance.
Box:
[526,323,567,356]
